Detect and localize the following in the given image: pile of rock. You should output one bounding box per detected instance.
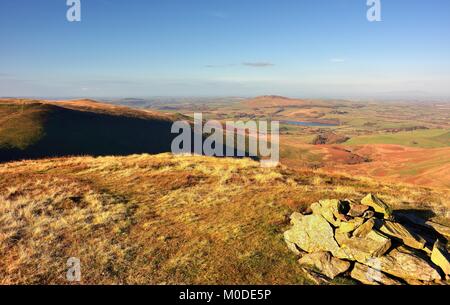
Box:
[284,194,450,285]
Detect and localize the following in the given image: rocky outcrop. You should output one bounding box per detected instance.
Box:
[284,214,342,255]
[310,199,349,227]
[301,268,332,285]
[395,212,450,240]
[335,229,391,262]
[431,240,450,276]
[336,217,365,234]
[352,218,375,238]
[298,252,351,279]
[361,194,393,219]
[347,204,370,217]
[284,194,449,285]
[365,248,441,282]
[376,219,426,250]
[350,262,402,285]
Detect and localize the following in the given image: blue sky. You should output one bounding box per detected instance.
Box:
[1,0,449,99]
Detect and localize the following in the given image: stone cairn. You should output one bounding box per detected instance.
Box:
[284,194,450,285]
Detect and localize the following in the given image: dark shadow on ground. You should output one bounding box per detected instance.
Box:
[0,104,256,163]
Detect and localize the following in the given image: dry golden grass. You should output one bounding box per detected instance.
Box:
[0,153,448,284]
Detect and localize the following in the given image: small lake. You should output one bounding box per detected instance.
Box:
[281,120,339,127]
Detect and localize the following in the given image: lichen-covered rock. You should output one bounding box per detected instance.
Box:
[376,219,426,250]
[285,240,302,255]
[348,204,370,217]
[364,248,441,282]
[352,218,376,238]
[396,212,450,241]
[284,194,447,285]
[350,262,402,285]
[284,214,342,255]
[362,210,375,219]
[425,222,450,241]
[298,251,351,279]
[336,217,365,234]
[301,268,332,285]
[310,199,349,227]
[289,212,304,225]
[431,240,450,276]
[361,194,393,220]
[335,229,391,262]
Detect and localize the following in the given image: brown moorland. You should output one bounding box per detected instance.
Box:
[151,95,449,190]
[1,154,448,284]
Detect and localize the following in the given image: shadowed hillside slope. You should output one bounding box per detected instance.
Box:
[0,154,448,284]
[0,99,180,162]
[0,99,251,163]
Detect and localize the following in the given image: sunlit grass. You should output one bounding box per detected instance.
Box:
[1,153,448,284]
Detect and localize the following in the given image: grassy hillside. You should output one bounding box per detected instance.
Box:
[0,100,181,162]
[0,99,189,163]
[0,154,448,284]
[0,99,253,163]
[0,102,47,150]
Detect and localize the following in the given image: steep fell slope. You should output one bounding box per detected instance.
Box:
[0,99,180,162]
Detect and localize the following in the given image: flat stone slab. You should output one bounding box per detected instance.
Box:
[284,214,342,255]
[363,248,441,282]
[350,262,402,285]
[298,251,351,279]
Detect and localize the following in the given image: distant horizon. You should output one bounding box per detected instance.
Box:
[2,94,450,103]
[1,0,450,98]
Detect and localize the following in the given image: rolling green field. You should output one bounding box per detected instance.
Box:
[344,129,450,148]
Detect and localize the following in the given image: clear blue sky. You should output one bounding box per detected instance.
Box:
[1,0,449,99]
